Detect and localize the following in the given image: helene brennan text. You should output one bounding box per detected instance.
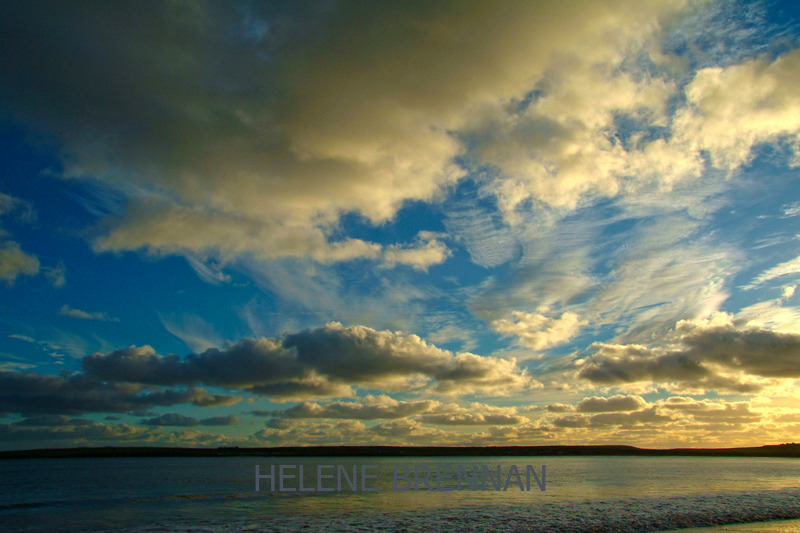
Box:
[255,464,546,492]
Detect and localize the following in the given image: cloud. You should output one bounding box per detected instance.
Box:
[576,395,647,413]
[0,420,155,445]
[474,61,693,214]
[0,192,35,223]
[261,397,438,420]
[783,285,797,300]
[672,49,800,171]
[370,419,451,442]
[657,397,761,426]
[417,413,527,426]
[83,322,533,399]
[381,236,451,271]
[261,395,526,425]
[59,305,119,322]
[142,413,238,427]
[0,241,39,284]
[491,310,585,350]
[0,1,695,265]
[545,403,574,413]
[577,313,800,392]
[143,413,198,427]
[159,313,224,353]
[43,262,66,288]
[745,255,800,289]
[14,415,92,427]
[553,407,674,429]
[0,370,242,416]
[444,199,519,268]
[199,415,240,426]
[0,192,40,284]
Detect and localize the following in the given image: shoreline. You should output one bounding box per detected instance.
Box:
[2,442,800,459]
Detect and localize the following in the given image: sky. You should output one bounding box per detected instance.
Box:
[1,0,800,450]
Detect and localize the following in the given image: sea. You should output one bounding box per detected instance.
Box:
[2,455,800,532]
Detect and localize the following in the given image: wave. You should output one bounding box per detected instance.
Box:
[99,487,800,533]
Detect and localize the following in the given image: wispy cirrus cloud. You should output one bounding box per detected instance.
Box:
[59,305,118,322]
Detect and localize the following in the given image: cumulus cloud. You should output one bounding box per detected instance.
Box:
[552,407,673,429]
[672,49,800,171]
[491,310,585,350]
[577,313,800,392]
[576,395,647,413]
[142,413,239,427]
[545,403,574,413]
[83,322,533,400]
[657,397,761,426]
[199,415,240,426]
[370,419,451,443]
[0,420,155,446]
[0,370,241,416]
[0,1,697,266]
[261,397,438,420]
[418,413,527,426]
[261,395,526,425]
[381,236,451,271]
[475,61,694,214]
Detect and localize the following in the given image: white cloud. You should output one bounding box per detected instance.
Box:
[746,255,800,289]
[673,49,800,171]
[382,236,451,271]
[491,310,585,350]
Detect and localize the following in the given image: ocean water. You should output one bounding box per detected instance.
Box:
[2,455,800,532]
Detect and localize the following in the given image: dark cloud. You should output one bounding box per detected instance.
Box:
[0,0,694,265]
[417,413,527,426]
[552,407,673,429]
[246,379,354,401]
[577,319,800,391]
[0,370,241,416]
[199,415,240,426]
[588,408,673,427]
[578,344,709,384]
[576,395,647,413]
[370,419,449,442]
[142,413,198,427]
[259,397,526,426]
[143,413,240,427]
[545,403,574,413]
[264,399,437,420]
[0,420,153,444]
[83,323,531,399]
[658,398,761,426]
[82,341,298,388]
[14,415,92,427]
[263,418,295,430]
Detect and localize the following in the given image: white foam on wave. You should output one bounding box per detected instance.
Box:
[118,487,800,533]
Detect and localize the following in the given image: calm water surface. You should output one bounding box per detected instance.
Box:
[2,456,800,532]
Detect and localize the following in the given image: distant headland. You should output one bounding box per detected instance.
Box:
[2,443,800,459]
